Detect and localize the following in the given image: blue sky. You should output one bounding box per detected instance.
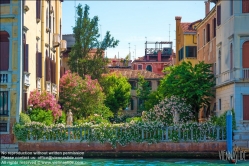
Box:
[62,1,215,60]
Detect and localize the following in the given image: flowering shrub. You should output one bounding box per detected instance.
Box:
[142,96,195,125]
[28,89,62,119]
[13,120,225,147]
[59,71,110,119]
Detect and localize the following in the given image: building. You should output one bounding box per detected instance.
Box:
[213,0,249,148]
[111,69,163,116]
[175,16,202,66]
[0,0,65,145]
[132,41,173,75]
[196,1,217,121]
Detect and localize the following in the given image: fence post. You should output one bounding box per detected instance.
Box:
[226,110,233,155]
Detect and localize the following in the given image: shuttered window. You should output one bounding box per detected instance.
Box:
[60,66,65,78]
[243,95,249,120]
[186,46,197,58]
[207,24,210,42]
[0,91,8,116]
[23,93,27,113]
[36,52,42,78]
[46,57,51,81]
[242,0,249,13]
[24,44,29,72]
[0,31,9,71]
[36,0,41,20]
[217,5,221,26]
[213,18,216,37]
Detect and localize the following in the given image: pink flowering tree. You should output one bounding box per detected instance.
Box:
[142,96,195,125]
[28,89,62,119]
[59,71,110,119]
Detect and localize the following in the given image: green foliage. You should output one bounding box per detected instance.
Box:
[19,112,31,125]
[136,75,151,113]
[29,108,53,126]
[68,4,119,79]
[77,114,110,125]
[210,109,236,130]
[144,90,162,111]
[55,111,66,124]
[126,117,142,123]
[160,61,215,121]
[100,72,131,116]
[13,123,28,141]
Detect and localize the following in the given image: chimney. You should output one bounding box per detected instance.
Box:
[147,55,150,61]
[158,50,162,62]
[205,1,210,16]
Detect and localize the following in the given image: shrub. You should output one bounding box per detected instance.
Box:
[126,117,142,123]
[210,109,236,130]
[19,112,31,125]
[29,108,53,126]
[142,96,195,125]
[77,114,110,125]
[55,111,66,124]
[28,89,62,119]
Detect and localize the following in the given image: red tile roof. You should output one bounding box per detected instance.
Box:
[180,19,202,33]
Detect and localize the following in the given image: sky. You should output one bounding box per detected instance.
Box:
[62,1,215,60]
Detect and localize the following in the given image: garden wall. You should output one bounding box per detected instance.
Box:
[18,141,226,158]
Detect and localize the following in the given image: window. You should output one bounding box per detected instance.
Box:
[217,5,221,26]
[218,50,221,74]
[213,103,216,112]
[0,0,10,4]
[146,65,152,72]
[0,123,7,132]
[206,24,210,42]
[23,34,29,72]
[46,8,49,28]
[36,52,42,78]
[219,99,221,111]
[138,64,142,70]
[179,47,184,61]
[197,34,199,50]
[36,0,41,20]
[147,81,152,90]
[185,46,197,57]
[0,91,8,116]
[230,43,233,70]
[242,0,249,13]
[22,92,27,112]
[203,29,206,45]
[46,50,51,81]
[243,95,249,120]
[230,0,233,15]
[129,81,136,90]
[230,96,234,109]
[213,18,216,37]
[0,31,9,71]
[213,63,216,75]
[130,98,134,110]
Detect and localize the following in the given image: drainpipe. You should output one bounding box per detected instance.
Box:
[41,0,45,90]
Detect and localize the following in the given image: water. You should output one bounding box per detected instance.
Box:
[1,159,249,166]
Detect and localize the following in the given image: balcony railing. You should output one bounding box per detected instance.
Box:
[0,71,11,84]
[52,83,57,94]
[36,78,41,90]
[46,81,51,92]
[216,68,249,86]
[23,72,30,87]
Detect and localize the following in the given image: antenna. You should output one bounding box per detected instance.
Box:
[128,43,130,60]
[169,24,171,41]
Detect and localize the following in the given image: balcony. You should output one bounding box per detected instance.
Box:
[216,68,249,86]
[53,33,61,47]
[52,83,57,94]
[23,72,30,87]
[0,72,11,84]
[60,40,67,53]
[46,81,51,92]
[36,78,41,90]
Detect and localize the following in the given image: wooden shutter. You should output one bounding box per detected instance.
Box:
[243,95,249,120]
[23,93,27,113]
[0,42,9,71]
[207,24,210,42]
[213,18,216,37]
[242,0,249,13]
[36,0,41,19]
[24,44,29,72]
[217,5,221,26]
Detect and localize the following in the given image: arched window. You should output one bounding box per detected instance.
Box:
[146,65,152,72]
[230,43,233,70]
[0,31,10,71]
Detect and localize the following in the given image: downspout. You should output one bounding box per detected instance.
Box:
[41,0,45,90]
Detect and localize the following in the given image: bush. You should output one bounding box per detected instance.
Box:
[19,112,31,125]
[126,117,142,123]
[29,108,53,126]
[55,111,66,124]
[77,114,110,125]
[210,109,236,130]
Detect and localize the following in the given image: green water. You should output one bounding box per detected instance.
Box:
[1,159,249,166]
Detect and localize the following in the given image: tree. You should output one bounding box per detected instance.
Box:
[99,72,131,116]
[59,71,112,119]
[144,90,163,111]
[159,61,215,121]
[68,4,119,79]
[136,75,151,113]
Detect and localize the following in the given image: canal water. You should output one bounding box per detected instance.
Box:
[1,158,249,166]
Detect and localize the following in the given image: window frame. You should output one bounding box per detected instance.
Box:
[0,91,9,116]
